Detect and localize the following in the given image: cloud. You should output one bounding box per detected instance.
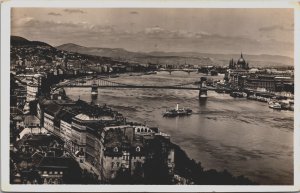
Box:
[63,9,86,14]
[48,12,62,16]
[142,26,210,40]
[12,17,119,38]
[130,11,139,15]
[11,17,293,57]
[259,25,293,32]
[144,26,165,35]
[12,17,34,26]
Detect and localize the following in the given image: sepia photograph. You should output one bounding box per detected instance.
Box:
[1,0,299,192]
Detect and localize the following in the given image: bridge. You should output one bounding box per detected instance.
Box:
[55,76,212,99]
[157,68,198,74]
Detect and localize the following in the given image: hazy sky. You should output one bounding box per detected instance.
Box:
[11,8,294,57]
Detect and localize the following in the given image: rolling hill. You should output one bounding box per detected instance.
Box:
[56,43,293,67]
[11,36,53,47]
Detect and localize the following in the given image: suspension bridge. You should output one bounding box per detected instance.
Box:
[157,68,198,74]
[54,76,212,99]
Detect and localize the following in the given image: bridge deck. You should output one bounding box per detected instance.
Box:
[56,84,216,90]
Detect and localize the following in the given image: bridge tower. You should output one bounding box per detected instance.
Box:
[91,78,98,97]
[199,77,208,99]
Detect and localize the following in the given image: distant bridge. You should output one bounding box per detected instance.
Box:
[158,68,198,74]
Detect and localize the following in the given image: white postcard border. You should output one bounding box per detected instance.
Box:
[1,0,299,192]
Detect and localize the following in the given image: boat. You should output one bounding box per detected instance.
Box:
[109,74,119,78]
[163,104,192,117]
[230,91,247,98]
[144,71,157,75]
[268,101,281,110]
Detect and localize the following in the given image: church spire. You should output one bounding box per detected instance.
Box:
[241,52,243,58]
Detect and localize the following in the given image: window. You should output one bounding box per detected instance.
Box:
[111,162,114,169]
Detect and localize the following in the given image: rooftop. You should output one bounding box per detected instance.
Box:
[44,103,62,116]
[57,109,76,124]
[75,113,114,121]
[24,115,40,125]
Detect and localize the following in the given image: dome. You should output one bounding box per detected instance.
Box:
[238,57,245,63]
[238,53,246,64]
[237,53,246,66]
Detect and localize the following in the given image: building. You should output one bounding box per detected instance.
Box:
[229,53,249,70]
[38,98,174,183]
[38,156,77,184]
[24,115,40,128]
[16,74,43,102]
[227,53,250,89]
[58,110,75,152]
[245,74,294,92]
[43,103,62,134]
[97,125,174,182]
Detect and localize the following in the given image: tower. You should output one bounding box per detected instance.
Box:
[199,77,208,99]
[237,52,246,69]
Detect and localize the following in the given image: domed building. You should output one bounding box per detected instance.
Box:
[229,53,249,69]
[227,52,250,89]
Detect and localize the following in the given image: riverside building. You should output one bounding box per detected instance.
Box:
[38,97,175,182]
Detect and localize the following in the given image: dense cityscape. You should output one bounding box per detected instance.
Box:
[9,34,294,185]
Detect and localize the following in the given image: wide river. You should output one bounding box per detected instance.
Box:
[65,72,293,185]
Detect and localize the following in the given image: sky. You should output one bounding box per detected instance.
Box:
[11,8,294,57]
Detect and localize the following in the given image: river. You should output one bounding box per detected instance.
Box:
[65,71,293,185]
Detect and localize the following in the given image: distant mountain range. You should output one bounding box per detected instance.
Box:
[11,36,293,67]
[56,43,293,67]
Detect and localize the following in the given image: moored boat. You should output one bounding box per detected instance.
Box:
[144,71,157,75]
[268,101,281,110]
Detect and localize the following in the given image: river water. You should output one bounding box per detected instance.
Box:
[65,72,293,185]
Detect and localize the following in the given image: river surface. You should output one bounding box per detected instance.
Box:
[65,72,293,185]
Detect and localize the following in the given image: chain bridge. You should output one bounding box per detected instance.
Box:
[55,76,212,99]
